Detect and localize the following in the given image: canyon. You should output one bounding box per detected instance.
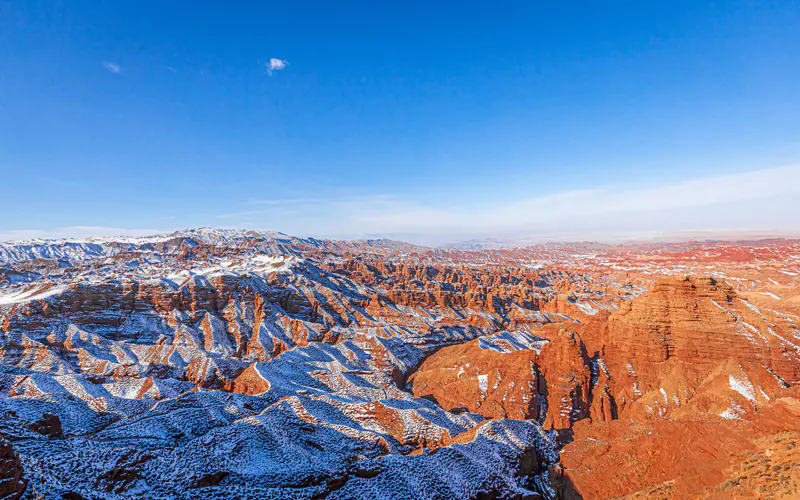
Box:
[1,228,799,499]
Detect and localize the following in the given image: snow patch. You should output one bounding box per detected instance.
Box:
[729,374,757,402]
[478,374,489,397]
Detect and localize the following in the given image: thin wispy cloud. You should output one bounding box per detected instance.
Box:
[266,58,288,75]
[249,194,398,206]
[101,62,122,74]
[215,209,276,220]
[7,165,799,246]
[250,197,320,206]
[216,163,800,244]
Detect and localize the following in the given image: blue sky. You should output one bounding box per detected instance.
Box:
[2,1,800,244]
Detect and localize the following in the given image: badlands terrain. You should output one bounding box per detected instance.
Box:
[0,228,799,499]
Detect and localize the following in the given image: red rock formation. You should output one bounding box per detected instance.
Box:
[230,363,271,395]
[409,327,593,431]
[559,390,800,499]
[580,275,800,421]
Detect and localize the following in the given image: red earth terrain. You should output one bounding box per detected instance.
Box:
[1,229,799,498]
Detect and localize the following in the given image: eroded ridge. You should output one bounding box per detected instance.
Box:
[1,230,799,498]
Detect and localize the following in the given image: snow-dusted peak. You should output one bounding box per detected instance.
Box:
[0,227,297,265]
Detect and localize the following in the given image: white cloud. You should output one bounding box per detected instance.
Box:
[7,165,799,246]
[475,163,800,228]
[266,58,288,75]
[217,163,800,244]
[102,62,122,74]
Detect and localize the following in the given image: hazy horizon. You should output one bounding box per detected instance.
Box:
[2,223,800,249]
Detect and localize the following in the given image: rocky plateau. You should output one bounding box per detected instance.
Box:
[1,228,799,499]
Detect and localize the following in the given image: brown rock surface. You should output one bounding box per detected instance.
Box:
[0,439,25,500]
[28,413,63,438]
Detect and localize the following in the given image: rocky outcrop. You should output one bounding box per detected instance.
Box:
[579,275,800,420]
[0,439,25,500]
[559,391,800,499]
[409,328,593,432]
[28,413,63,438]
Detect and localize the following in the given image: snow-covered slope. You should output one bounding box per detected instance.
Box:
[0,229,563,499]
